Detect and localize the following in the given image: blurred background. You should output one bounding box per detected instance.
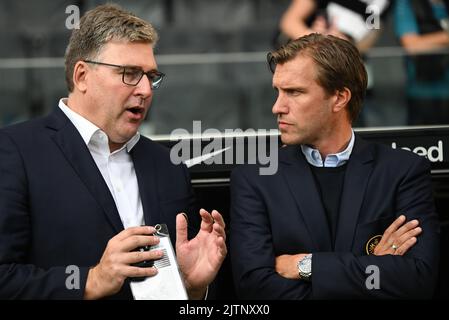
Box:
[1,0,448,135]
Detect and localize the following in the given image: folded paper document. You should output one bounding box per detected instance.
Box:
[130,224,188,300]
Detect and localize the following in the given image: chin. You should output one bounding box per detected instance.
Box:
[280,133,303,146]
[280,133,294,145]
[124,123,140,135]
[125,131,138,140]
[116,130,138,144]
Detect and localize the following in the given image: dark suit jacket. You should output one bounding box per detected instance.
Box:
[0,108,197,299]
[230,135,440,299]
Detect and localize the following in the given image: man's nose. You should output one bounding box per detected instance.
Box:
[272,94,287,115]
[135,74,153,98]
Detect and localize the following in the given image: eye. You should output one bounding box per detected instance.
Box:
[286,89,303,96]
[124,69,142,79]
[147,71,161,81]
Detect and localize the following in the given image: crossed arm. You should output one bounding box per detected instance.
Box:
[230,159,440,299]
[275,215,422,280]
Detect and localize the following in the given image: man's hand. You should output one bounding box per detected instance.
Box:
[310,16,350,41]
[84,226,163,300]
[176,209,227,300]
[373,215,421,256]
[311,15,328,34]
[275,253,310,280]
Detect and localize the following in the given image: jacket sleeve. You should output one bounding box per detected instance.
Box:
[312,157,440,299]
[230,166,312,299]
[0,131,89,299]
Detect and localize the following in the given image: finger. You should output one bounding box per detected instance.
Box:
[385,220,419,252]
[395,237,417,256]
[213,241,227,265]
[200,208,214,223]
[216,236,227,257]
[176,212,188,247]
[393,220,419,239]
[115,226,156,241]
[121,235,160,252]
[211,210,226,229]
[213,223,226,236]
[377,215,407,249]
[395,227,422,249]
[213,224,226,240]
[199,208,214,231]
[382,215,406,239]
[123,249,165,264]
[124,265,158,279]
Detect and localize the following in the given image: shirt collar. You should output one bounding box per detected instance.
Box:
[58,98,140,153]
[300,129,355,167]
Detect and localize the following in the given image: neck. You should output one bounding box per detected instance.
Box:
[67,94,126,153]
[312,123,352,159]
[66,94,96,126]
[109,141,125,153]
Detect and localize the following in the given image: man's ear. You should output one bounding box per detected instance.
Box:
[332,87,351,113]
[73,61,89,93]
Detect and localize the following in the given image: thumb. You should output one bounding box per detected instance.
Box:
[176,213,188,248]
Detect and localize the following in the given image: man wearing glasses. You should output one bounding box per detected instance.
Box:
[0,4,226,299]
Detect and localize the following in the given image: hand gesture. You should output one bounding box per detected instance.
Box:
[176,209,227,299]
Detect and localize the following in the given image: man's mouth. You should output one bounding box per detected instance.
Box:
[126,107,144,115]
[125,106,146,122]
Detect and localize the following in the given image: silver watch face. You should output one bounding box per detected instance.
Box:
[299,257,311,273]
[298,254,312,279]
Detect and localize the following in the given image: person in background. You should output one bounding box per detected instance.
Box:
[276,0,391,53]
[275,0,392,127]
[395,0,449,125]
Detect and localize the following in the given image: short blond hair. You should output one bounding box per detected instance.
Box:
[64,4,158,92]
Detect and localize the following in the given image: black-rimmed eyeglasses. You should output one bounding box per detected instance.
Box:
[83,60,165,89]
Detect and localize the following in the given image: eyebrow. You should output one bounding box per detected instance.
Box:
[285,87,306,91]
[273,84,307,91]
[122,64,159,72]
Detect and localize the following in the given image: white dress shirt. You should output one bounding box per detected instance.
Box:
[300,130,355,168]
[58,99,144,228]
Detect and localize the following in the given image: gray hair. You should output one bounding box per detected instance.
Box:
[65,4,158,92]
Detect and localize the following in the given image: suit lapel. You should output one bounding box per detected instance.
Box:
[280,146,332,252]
[334,136,375,252]
[131,139,160,227]
[46,108,124,233]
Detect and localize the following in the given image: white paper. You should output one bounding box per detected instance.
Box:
[327,2,369,42]
[130,226,188,300]
[326,1,389,42]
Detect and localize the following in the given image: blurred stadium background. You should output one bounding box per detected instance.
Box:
[0,0,420,134]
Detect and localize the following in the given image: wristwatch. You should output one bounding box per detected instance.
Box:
[297,254,312,281]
